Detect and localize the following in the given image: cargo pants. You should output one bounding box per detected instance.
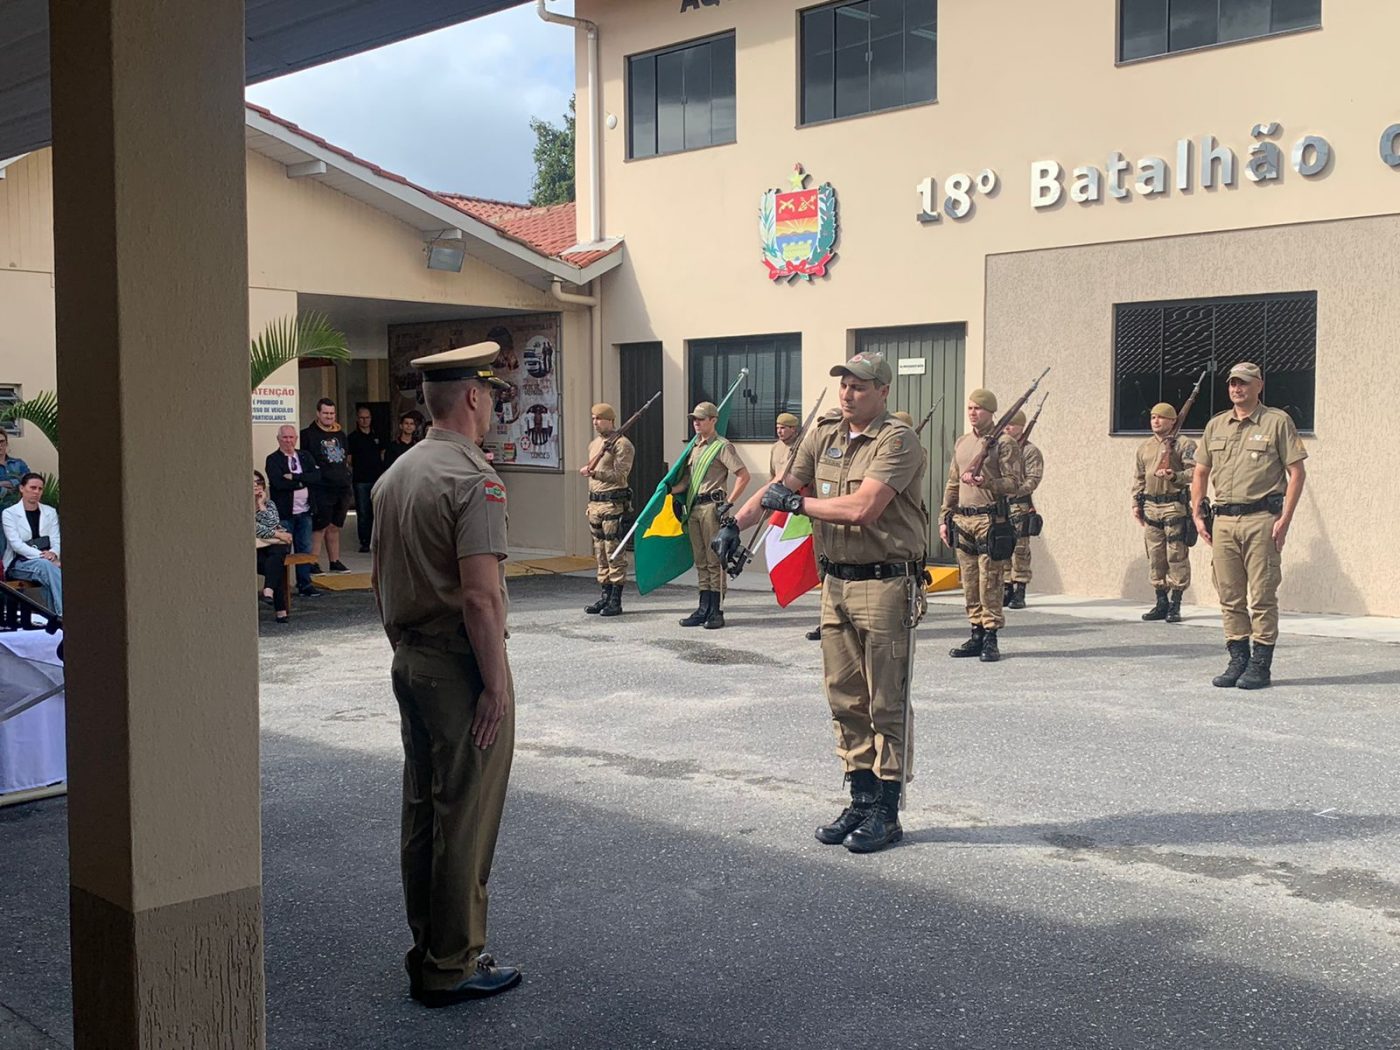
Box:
[1143,497,1191,591]
[953,513,1008,630]
[687,500,726,595]
[587,498,628,585]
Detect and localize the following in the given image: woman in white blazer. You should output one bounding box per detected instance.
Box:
[2,472,62,616]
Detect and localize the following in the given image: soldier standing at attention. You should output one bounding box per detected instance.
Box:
[939,390,1025,663]
[580,403,634,618]
[1191,362,1307,690]
[370,341,522,1008]
[1133,402,1197,624]
[1003,409,1042,610]
[716,352,925,854]
[674,401,750,630]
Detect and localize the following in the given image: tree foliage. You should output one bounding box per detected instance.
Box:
[529,96,577,207]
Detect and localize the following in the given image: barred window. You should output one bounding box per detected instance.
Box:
[1120,0,1320,62]
[1112,292,1316,434]
[687,334,801,443]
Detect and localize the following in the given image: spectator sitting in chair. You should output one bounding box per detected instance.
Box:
[2,473,62,617]
[0,432,30,510]
[254,470,291,624]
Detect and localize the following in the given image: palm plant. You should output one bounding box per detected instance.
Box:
[250,311,349,389]
[0,390,59,506]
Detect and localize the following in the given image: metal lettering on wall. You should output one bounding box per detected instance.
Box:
[914,120,1400,224]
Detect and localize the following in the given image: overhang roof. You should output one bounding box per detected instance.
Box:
[245,104,621,289]
[0,0,528,160]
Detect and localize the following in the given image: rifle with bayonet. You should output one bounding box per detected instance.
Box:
[913,396,944,436]
[1154,368,1208,474]
[587,390,660,474]
[724,390,827,578]
[1019,392,1048,446]
[964,367,1051,480]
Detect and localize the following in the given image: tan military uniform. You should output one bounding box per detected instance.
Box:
[1008,441,1043,584]
[769,437,797,480]
[940,427,1025,629]
[585,434,634,585]
[1195,405,1307,645]
[371,428,515,991]
[789,412,924,781]
[1133,434,1197,591]
[675,435,746,594]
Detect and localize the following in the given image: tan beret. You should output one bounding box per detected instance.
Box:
[775,412,800,427]
[1010,410,1027,427]
[968,389,997,412]
[591,403,616,421]
[1150,402,1177,420]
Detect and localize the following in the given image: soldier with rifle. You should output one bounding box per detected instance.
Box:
[579,396,654,617]
[1003,395,1046,610]
[770,410,827,642]
[939,374,1045,662]
[1133,374,1204,624]
[713,352,925,854]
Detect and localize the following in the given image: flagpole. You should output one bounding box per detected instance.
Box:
[607,368,749,561]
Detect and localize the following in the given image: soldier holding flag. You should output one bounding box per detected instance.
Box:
[673,402,749,630]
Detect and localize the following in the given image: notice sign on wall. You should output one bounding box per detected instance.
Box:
[388,313,564,472]
[252,385,297,424]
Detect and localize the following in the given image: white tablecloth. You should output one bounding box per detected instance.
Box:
[0,631,66,795]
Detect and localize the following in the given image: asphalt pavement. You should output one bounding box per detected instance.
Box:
[3,576,1399,1049]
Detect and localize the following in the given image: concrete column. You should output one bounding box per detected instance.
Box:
[48,1,265,1046]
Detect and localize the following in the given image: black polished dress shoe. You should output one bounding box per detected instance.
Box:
[412,954,522,1008]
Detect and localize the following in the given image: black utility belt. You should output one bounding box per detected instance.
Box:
[1008,495,1033,506]
[1142,492,1186,505]
[695,491,728,504]
[954,505,997,516]
[589,488,631,502]
[1213,495,1283,517]
[820,558,922,582]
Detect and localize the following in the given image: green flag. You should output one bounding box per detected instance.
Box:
[631,372,747,595]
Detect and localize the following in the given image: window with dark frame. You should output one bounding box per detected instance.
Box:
[1112,292,1317,435]
[1119,0,1320,62]
[0,385,21,437]
[800,0,937,125]
[687,334,802,443]
[628,33,736,160]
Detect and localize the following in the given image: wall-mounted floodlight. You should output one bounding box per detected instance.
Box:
[424,229,466,272]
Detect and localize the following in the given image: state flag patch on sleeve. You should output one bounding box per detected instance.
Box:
[484,480,507,504]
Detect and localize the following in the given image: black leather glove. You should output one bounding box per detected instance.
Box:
[671,494,685,520]
[711,520,741,563]
[715,501,733,520]
[760,483,803,514]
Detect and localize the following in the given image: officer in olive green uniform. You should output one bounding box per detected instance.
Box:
[371,341,522,1007]
[673,401,749,630]
[580,402,634,617]
[1003,409,1042,610]
[718,352,926,854]
[1191,362,1307,690]
[1133,401,1197,624]
[939,389,1025,662]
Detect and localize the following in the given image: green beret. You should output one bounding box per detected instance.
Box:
[775,412,800,427]
[968,389,997,412]
[1010,410,1026,427]
[1150,402,1177,420]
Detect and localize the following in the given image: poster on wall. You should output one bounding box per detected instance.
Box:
[388,313,563,472]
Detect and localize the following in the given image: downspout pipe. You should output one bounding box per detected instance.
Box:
[551,277,603,402]
[537,0,600,244]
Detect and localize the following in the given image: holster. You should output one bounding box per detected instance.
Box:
[1197,498,1214,539]
[1184,513,1199,547]
[1017,512,1044,538]
[988,499,1016,561]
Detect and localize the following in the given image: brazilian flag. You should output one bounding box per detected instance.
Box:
[631,372,747,595]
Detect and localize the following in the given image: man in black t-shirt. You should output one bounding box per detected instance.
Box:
[301,397,353,573]
[346,406,385,553]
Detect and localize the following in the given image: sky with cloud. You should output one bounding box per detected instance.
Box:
[245,3,577,204]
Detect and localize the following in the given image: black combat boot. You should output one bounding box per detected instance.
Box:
[815,770,879,845]
[584,585,610,614]
[1212,638,1251,687]
[1236,643,1274,690]
[703,591,726,630]
[805,624,822,641]
[844,778,904,853]
[1142,589,1169,621]
[599,584,623,617]
[679,591,711,627]
[950,625,985,658]
[1008,582,1027,610]
[1165,589,1183,623]
[979,629,1001,662]
[1002,582,1014,606]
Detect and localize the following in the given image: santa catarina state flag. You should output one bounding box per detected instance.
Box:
[764,510,819,607]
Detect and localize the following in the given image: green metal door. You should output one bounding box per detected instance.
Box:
[855,323,965,564]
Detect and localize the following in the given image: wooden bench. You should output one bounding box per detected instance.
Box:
[283,553,321,614]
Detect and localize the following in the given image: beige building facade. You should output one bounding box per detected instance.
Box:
[567,0,1400,617]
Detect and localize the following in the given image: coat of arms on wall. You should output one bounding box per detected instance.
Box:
[759,164,838,282]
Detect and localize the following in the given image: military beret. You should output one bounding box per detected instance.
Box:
[413,341,510,389]
[1010,410,1027,427]
[968,388,997,412]
[591,403,617,421]
[775,412,800,427]
[1150,402,1178,420]
[891,411,915,426]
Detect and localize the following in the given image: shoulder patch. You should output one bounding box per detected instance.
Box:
[890,436,905,453]
[484,480,507,504]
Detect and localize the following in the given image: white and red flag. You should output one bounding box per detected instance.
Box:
[764,511,820,607]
